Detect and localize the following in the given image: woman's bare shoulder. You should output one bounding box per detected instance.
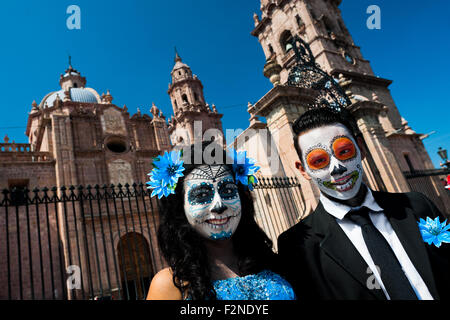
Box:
[146,268,183,300]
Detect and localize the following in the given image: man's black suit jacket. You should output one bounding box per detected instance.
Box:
[277,191,450,300]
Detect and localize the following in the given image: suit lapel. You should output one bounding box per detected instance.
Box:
[373,191,440,299]
[315,204,386,300]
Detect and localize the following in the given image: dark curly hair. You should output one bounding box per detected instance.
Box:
[157,141,277,300]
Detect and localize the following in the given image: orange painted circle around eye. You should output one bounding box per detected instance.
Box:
[333,137,356,161]
[306,149,330,170]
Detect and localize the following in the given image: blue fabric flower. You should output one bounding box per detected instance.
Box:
[418,217,450,248]
[147,174,175,199]
[147,150,185,198]
[153,150,185,185]
[230,149,260,191]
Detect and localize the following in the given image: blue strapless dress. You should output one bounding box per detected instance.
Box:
[212,270,296,300]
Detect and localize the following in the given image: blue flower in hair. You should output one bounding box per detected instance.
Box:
[418,217,450,248]
[230,149,260,191]
[147,174,176,199]
[147,150,185,198]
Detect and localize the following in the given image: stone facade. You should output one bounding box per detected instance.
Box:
[0,54,227,299]
[0,64,171,299]
[1,65,171,191]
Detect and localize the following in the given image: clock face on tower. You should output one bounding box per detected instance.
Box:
[344,52,355,65]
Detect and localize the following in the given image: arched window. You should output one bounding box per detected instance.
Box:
[280,30,294,53]
[267,3,276,16]
[404,153,415,172]
[182,94,189,104]
[323,18,333,37]
[268,44,274,56]
[117,232,153,300]
[194,92,198,101]
[344,52,355,64]
[296,15,304,28]
[338,19,347,34]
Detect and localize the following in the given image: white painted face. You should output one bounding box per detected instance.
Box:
[298,123,364,200]
[183,165,242,240]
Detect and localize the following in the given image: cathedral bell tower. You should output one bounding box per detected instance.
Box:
[253,0,374,85]
[167,52,224,146]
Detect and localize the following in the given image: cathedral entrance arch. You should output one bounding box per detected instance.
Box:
[117,232,153,300]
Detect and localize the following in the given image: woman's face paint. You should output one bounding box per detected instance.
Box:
[183,165,242,240]
[298,123,364,200]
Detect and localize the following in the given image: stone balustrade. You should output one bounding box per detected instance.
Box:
[0,143,32,152]
[0,143,52,162]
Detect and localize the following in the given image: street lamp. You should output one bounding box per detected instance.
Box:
[438,147,449,169]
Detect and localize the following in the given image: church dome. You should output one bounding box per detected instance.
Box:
[171,51,191,72]
[40,87,101,108]
[172,59,189,71]
[38,63,102,108]
[63,70,81,77]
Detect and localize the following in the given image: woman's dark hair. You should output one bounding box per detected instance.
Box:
[157,141,277,300]
[292,107,362,161]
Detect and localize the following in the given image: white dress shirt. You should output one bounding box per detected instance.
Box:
[319,186,434,300]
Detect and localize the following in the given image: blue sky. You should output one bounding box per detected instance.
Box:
[0,0,448,168]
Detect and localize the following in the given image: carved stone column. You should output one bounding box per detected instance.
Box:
[349,101,410,192]
[253,85,321,213]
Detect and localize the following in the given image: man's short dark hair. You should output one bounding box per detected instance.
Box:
[292,107,362,161]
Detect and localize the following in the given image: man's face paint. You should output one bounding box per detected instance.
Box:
[298,123,364,200]
[183,165,242,240]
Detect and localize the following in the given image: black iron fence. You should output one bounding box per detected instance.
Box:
[0,183,163,300]
[0,178,304,300]
[403,168,450,215]
[253,176,307,251]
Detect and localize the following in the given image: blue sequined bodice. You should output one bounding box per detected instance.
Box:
[212,270,296,300]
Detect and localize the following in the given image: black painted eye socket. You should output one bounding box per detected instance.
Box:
[218,180,238,200]
[188,183,214,205]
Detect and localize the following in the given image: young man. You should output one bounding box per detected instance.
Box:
[277,107,450,300]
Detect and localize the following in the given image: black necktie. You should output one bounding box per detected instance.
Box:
[346,207,418,300]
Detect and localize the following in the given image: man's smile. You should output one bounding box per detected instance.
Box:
[323,171,359,192]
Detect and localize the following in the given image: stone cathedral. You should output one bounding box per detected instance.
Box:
[0,54,224,191]
[0,64,171,190]
[0,50,226,300]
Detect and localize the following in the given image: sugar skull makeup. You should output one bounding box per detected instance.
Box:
[298,123,363,200]
[183,165,242,240]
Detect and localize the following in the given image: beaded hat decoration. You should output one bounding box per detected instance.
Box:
[147,149,260,198]
[188,164,231,182]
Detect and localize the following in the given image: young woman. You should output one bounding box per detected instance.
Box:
[146,141,295,300]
